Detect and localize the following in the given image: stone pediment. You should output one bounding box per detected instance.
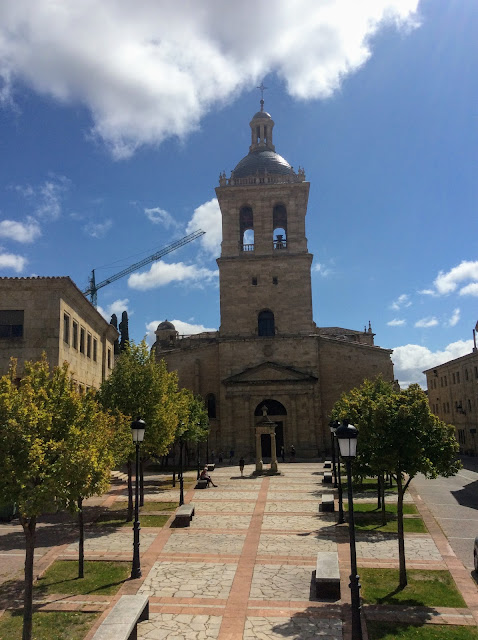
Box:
[223,361,317,386]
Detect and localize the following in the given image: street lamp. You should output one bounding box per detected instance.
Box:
[335,420,362,640]
[179,437,184,506]
[131,417,146,580]
[330,420,345,524]
[329,420,338,488]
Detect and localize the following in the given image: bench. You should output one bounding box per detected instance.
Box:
[172,503,195,527]
[319,494,335,512]
[207,463,215,472]
[92,594,149,640]
[323,460,332,469]
[322,471,333,484]
[315,551,340,600]
[195,479,208,489]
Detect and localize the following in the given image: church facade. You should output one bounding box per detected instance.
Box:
[153,102,395,458]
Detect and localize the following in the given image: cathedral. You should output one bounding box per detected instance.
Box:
[152,100,395,459]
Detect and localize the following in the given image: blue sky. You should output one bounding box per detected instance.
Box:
[0,0,476,387]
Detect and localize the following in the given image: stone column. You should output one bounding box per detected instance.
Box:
[270,428,278,473]
[255,430,263,473]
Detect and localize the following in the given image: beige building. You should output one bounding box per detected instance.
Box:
[424,335,478,455]
[0,276,118,389]
[153,103,395,458]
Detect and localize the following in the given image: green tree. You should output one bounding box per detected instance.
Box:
[98,340,180,516]
[332,377,460,587]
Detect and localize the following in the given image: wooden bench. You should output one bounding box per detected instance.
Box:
[92,594,149,640]
[319,494,335,512]
[322,471,333,484]
[207,463,215,471]
[172,503,195,527]
[315,551,340,600]
[195,479,208,489]
[323,460,332,469]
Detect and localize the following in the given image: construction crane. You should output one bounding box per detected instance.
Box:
[83,229,205,306]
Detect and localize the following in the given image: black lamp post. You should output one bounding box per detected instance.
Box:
[329,420,339,487]
[131,417,146,580]
[335,420,362,640]
[330,420,345,524]
[179,437,184,506]
[197,440,201,480]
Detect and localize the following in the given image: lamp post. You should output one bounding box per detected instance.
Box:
[330,420,345,524]
[131,417,146,580]
[179,437,184,506]
[335,420,362,640]
[329,420,338,487]
[197,440,201,480]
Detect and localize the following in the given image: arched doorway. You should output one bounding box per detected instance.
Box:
[254,400,287,457]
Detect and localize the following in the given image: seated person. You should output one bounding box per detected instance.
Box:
[200,466,217,487]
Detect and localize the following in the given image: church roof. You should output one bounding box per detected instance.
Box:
[233,149,293,178]
[157,320,176,331]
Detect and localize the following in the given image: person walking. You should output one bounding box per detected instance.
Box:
[290,444,296,462]
[239,456,245,477]
[280,445,285,463]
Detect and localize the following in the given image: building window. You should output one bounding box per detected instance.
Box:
[444,376,447,386]
[63,313,70,344]
[0,310,24,338]
[468,399,472,412]
[252,277,257,286]
[240,206,254,251]
[80,327,85,354]
[273,204,287,249]
[93,338,98,362]
[272,276,278,285]
[107,348,112,369]
[72,321,78,349]
[465,369,469,381]
[452,373,456,384]
[446,402,450,413]
[87,333,92,358]
[206,393,216,419]
[458,429,466,445]
[457,371,460,383]
[258,310,275,337]
[475,366,478,379]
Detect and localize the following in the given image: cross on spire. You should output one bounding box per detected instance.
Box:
[257,82,267,111]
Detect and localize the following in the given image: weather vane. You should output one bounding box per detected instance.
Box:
[257,82,267,110]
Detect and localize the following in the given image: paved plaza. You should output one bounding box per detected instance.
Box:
[1,462,478,639]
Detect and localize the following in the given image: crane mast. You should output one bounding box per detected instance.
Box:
[83,229,205,306]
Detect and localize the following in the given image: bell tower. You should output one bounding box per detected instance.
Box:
[216,101,315,338]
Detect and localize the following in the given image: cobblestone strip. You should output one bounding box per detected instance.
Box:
[409,481,478,625]
[217,476,269,640]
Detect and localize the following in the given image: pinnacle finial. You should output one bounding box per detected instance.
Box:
[257,82,267,111]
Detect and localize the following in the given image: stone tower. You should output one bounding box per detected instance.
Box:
[216,101,315,338]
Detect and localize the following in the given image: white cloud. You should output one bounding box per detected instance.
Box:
[0,251,26,272]
[14,176,70,220]
[390,293,411,311]
[83,219,113,238]
[145,318,216,346]
[414,317,438,328]
[0,2,419,157]
[312,262,332,277]
[186,198,222,256]
[387,318,406,327]
[459,282,478,297]
[0,217,40,243]
[128,260,218,291]
[97,298,130,322]
[447,308,460,328]
[418,289,437,296]
[433,260,478,295]
[144,207,177,229]
[392,339,473,388]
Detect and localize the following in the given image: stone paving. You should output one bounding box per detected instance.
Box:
[250,564,318,601]
[139,561,237,599]
[139,614,222,639]
[190,515,252,530]
[262,514,336,531]
[258,533,336,556]
[244,616,342,640]
[355,532,442,561]
[66,529,157,553]
[163,533,246,555]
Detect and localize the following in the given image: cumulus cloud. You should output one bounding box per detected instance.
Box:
[83,219,113,238]
[415,316,438,328]
[392,339,473,388]
[145,207,177,229]
[0,251,26,272]
[312,262,333,277]
[128,260,218,291]
[447,308,460,328]
[0,1,419,157]
[390,293,411,311]
[432,260,478,296]
[459,282,478,297]
[97,298,130,322]
[186,198,222,256]
[0,217,40,243]
[145,318,216,346]
[14,176,70,220]
[387,318,406,327]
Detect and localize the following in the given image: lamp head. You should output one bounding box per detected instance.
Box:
[335,420,358,459]
[131,417,146,443]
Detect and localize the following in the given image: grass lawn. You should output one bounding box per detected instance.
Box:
[34,560,130,596]
[111,501,177,512]
[342,477,399,493]
[95,512,169,527]
[346,502,418,515]
[352,512,426,533]
[367,621,478,640]
[0,610,98,640]
[361,568,466,607]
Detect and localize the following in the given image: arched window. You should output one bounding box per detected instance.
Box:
[258,310,275,337]
[254,400,287,416]
[206,393,216,419]
[273,204,287,249]
[240,206,254,251]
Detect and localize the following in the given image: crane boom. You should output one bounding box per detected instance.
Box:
[83,229,205,306]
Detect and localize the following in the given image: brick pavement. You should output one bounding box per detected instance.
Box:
[2,463,478,639]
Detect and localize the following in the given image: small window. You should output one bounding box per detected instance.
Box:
[446,402,450,413]
[444,376,447,387]
[252,277,257,286]
[0,310,24,338]
[475,366,478,379]
[258,310,275,337]
[465,369,469,381]
[468,399,472,412]
[80,327,85,354]
[206,393,216,419]
[107,348,112,369]
[87,333,92,358]
[63,313,70,344]
[452,373,456,384]
[72,321,78,349]
[93,338,98,362]
[458,429,466,445]
[272,276,278,285]
[456,371,460,383]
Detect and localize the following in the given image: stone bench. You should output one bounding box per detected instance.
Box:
[195,479,208,489]
[315,551,340,600]
[319,494,335,512]
[172,503,195,527]
[322,471,333,484]
[207,463,216,471]
[92,594,149,640]
[323,460,332,469]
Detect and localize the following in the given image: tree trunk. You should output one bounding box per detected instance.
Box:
[396,472,407,588]
[172,470,176,487]
[140,458,144,507]
[127,459,133,521]
[377,474,382,509]
[78,497,84,579]
[380,474,387,526]
[21,516,37,640]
